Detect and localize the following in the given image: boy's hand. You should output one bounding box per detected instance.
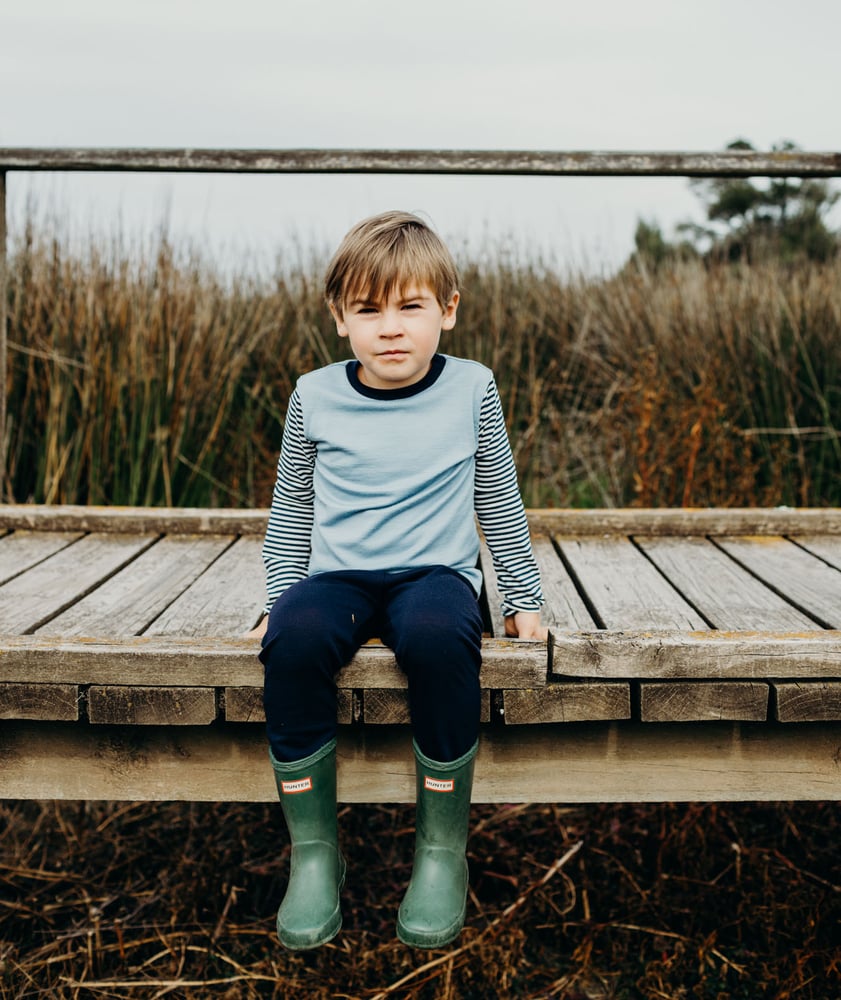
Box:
[244,616,268,640]
[504,611,548,641]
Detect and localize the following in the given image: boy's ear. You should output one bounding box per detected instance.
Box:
[329,301,349,338]
[441,290,459,331]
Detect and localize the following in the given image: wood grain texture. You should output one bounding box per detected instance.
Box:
[478,534,505,637]
[0,635,546,688]
[0,532,157,633]
[554,536,708,629]
[0,530,84,586]
[223,686,354,725]
[774,682,841,722]
[143,536,266,636]
[0,682,79,721]
[3,148,840,177]
[3,505,839,538]
[502,683,630,724]
[640,682,769,722]
[636,536,819,630]
[87,686,217,725]
[37,534,233,636]
[550,630,841,681]
[714,536,841,628]
[531,534,597,630]
[3,721,840,802]
[791,535,841,572]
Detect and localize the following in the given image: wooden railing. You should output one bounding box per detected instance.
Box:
[1,146,840,487]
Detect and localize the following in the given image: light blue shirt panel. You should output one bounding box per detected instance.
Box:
[297,358,490,594]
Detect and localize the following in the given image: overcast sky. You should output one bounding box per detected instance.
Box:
[2,0,839,273]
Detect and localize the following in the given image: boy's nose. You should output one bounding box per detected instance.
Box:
[379,309,405,335]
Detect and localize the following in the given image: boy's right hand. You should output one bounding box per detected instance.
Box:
[244,616,268,640]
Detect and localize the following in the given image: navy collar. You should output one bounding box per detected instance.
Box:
[345,353,446,399]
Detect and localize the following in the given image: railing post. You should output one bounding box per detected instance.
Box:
[0,169,6,502]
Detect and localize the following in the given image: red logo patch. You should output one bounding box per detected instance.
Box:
[424,776,455,793]
[281,777,313,794]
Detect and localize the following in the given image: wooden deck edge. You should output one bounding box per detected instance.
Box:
[2,721,839,802]
[0,634,548,687]
[551,629,841,679]
[2,504,841,536]
[2,631,840,685]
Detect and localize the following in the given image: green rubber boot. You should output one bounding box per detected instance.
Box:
[397,738,478,948]
[270,738,346,949]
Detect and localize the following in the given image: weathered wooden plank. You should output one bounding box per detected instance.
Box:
[0,530,84,585]
[224,686,354,725]
[2,721,840,802]
[791,535,841,572]
[36,534,234,636]
[0,533,157,633]
[530,508,841,537]
[3,505,840,539]
[774,682,841,723]
[478,534,505,637]
[2,148,839,177]
[532,534,597,630]
[636,536,818,630]
[715,536,841,628]
[0,635,544,687]
[640,682,769,722]
[0,504,268,535]
[87,686,217,725]
[0,682,79,721]
[554,536,707,629]
[144,536,266,636]
[0,635,264,685]
[361,689,492,724]
[550,630,841,680]
[502,683,630,724]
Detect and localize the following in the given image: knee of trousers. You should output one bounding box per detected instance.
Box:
[392,627,482,687]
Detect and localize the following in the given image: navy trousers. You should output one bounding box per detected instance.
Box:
[260,566,484,764]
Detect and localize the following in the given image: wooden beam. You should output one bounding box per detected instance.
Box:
[0,682,79,721]
[640,681,769,722]
[774,682,841,723]
[1,504,840,537]
[1,148,839,178]
[1,720,839,802]
[529,508,841,536]
[87,686,217,725]
[0,634,547,687]
[550,629,841,680]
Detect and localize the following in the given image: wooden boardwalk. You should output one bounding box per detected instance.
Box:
[1,505,840,803]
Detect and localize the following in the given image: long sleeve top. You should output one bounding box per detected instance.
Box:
[261,353,543,617]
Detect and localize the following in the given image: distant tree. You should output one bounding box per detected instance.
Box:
[629,219,698,271]
[678,139,840,262]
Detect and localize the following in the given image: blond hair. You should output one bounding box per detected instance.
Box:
[324,211,458,313]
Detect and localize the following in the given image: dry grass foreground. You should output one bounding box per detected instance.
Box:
[1,798,839,998]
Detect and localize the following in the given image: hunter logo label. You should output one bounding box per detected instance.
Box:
[424,776,455,793]
[281,777,313,794]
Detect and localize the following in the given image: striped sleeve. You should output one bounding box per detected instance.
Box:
[474,378,544,616]
[261,388,315,613]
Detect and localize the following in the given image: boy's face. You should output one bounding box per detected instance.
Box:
[330,284,459,391]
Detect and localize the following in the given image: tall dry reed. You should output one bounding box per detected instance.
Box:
[5,224,840,508]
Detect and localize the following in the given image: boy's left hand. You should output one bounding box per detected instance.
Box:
[504,611,548,640]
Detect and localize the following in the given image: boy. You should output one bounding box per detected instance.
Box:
[250,210,545,950]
